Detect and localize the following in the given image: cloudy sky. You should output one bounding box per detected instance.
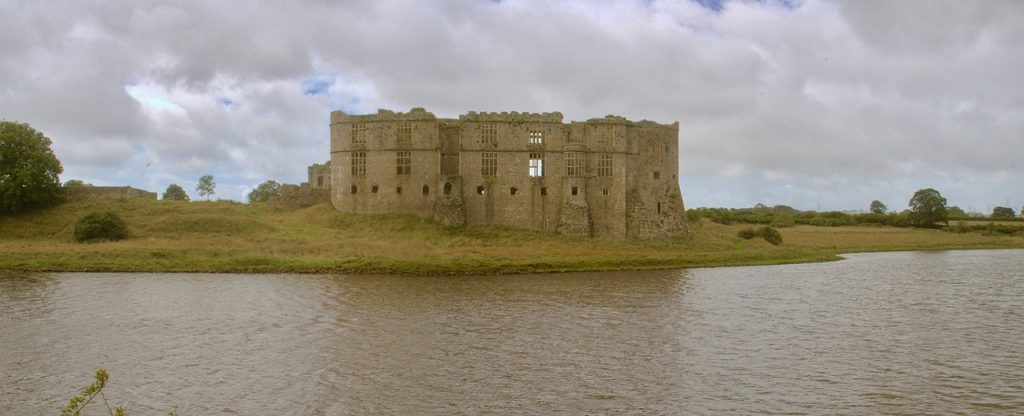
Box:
[2,0,1022,212]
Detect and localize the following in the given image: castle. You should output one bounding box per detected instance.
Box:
[322,107,687,239]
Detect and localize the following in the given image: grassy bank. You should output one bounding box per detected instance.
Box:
[1,198,1022,275]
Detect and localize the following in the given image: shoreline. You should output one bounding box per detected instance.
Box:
[2,199,1022,276]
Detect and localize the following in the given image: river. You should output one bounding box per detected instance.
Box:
[2,249,1022,414]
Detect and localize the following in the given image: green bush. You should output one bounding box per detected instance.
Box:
[737,228,758,239]
[74,211,129,242]
[759,226,783,245]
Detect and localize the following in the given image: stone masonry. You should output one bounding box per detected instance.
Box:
[326,107,687,239]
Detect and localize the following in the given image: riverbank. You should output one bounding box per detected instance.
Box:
[1,199,1022,275]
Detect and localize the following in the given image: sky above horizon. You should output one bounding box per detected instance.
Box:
[2,0,1022,212]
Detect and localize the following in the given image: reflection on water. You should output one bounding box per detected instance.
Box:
[1,250,1022,414]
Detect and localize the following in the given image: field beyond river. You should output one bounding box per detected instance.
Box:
[1,199,1022,274]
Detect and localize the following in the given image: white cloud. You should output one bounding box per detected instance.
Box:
[0,0,1021,210]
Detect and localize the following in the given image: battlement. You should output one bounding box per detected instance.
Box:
[460,111,564,123]
[330,107,437,124]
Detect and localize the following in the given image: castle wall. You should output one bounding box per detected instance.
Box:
[327,108,686,239]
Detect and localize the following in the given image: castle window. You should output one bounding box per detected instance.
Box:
[529,130,544,145]
[657,202,662,214]
[396,151,411,175]
[481,152,497,177]
[317,176,324,187]
[529,153,544,177]
[396,121,412,146]
[597,153,612,177]
[351,152,366,176]
[566,152,584,176]
[602,188,609,196]
[480,123,497,147]
[371,185,379,193]
[351,185,357,194]
[540,187,547,196]
[422,185,429,195]
[443,182,452,195]
[510,187,517,195]
[476,185,486,195]
[596,125,612,146]
[351,123,367,145]
[653,171,661,180]
[571,186,579,195]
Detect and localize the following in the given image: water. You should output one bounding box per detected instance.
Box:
[2,249,1022,414]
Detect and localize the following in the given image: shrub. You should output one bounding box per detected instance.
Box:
[759,226,783,245]
[737,228,758,239]
[74,211,129,242]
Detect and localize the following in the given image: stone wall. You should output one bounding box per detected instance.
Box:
[62,186,157,200]
[327,107,687,239]
[268,184,330,209]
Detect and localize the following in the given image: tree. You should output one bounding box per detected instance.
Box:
[196,174,215,200]
[162,184,190,201]
[908,188,948,228]
[869,200,887,214]
[0,121,64,213]
[946,206,967,218]
[63,179,92,187]
[991,206,1015,218]
[247,180,282,203]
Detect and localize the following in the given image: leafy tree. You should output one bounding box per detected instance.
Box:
[991,206,1015,218]
[61,369,126,416]
[63,179,92,187]
[869,200,887,214]
[247,179,282,203]
[0,121,63,213]
[908,188,948,228]
[162,184,190,201]
[946,206,967,218]
[196,174,215,200]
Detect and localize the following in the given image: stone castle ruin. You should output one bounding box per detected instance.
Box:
[324,107,687,239]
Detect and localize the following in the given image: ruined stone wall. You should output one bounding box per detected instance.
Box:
[307,162,331,189]
[327,107,686,239]
[62,186,157,200]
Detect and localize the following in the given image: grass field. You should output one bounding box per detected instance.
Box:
[1,198,1022,275]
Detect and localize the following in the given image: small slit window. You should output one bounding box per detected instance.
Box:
[422,185,429,195]
[510,187,517,195]
[476,185,486,195]
[371,185,379,193]
[602,189,609,196]
[396,186,402,194]
[540,187,547,196]
[571,186,579,196]
[443,182,452,195]
[653,171,661,180]
[350,185,357,194]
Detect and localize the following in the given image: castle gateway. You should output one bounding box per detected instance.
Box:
[328,108,687,239]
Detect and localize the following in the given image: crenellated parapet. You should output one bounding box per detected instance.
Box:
[460,111,564,123]
[330,107,437,124]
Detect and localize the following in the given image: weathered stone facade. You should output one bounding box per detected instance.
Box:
[328,107,687,239]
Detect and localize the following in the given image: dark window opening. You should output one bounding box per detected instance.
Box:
[317,176,324,187]
[422,185,429,195]
[602,188,609,196]
[396,186,402,194]
[443,182,452,195]
[510,187,517,195]
[540,187,547,196]
[350,185,357,194]
[653,171,661,180]
[657,202,662,214]
[476,185,486,195]
[571,186,578,196]
[371,185,379,193]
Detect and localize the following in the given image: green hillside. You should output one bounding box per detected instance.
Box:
[1,198,1021,274]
